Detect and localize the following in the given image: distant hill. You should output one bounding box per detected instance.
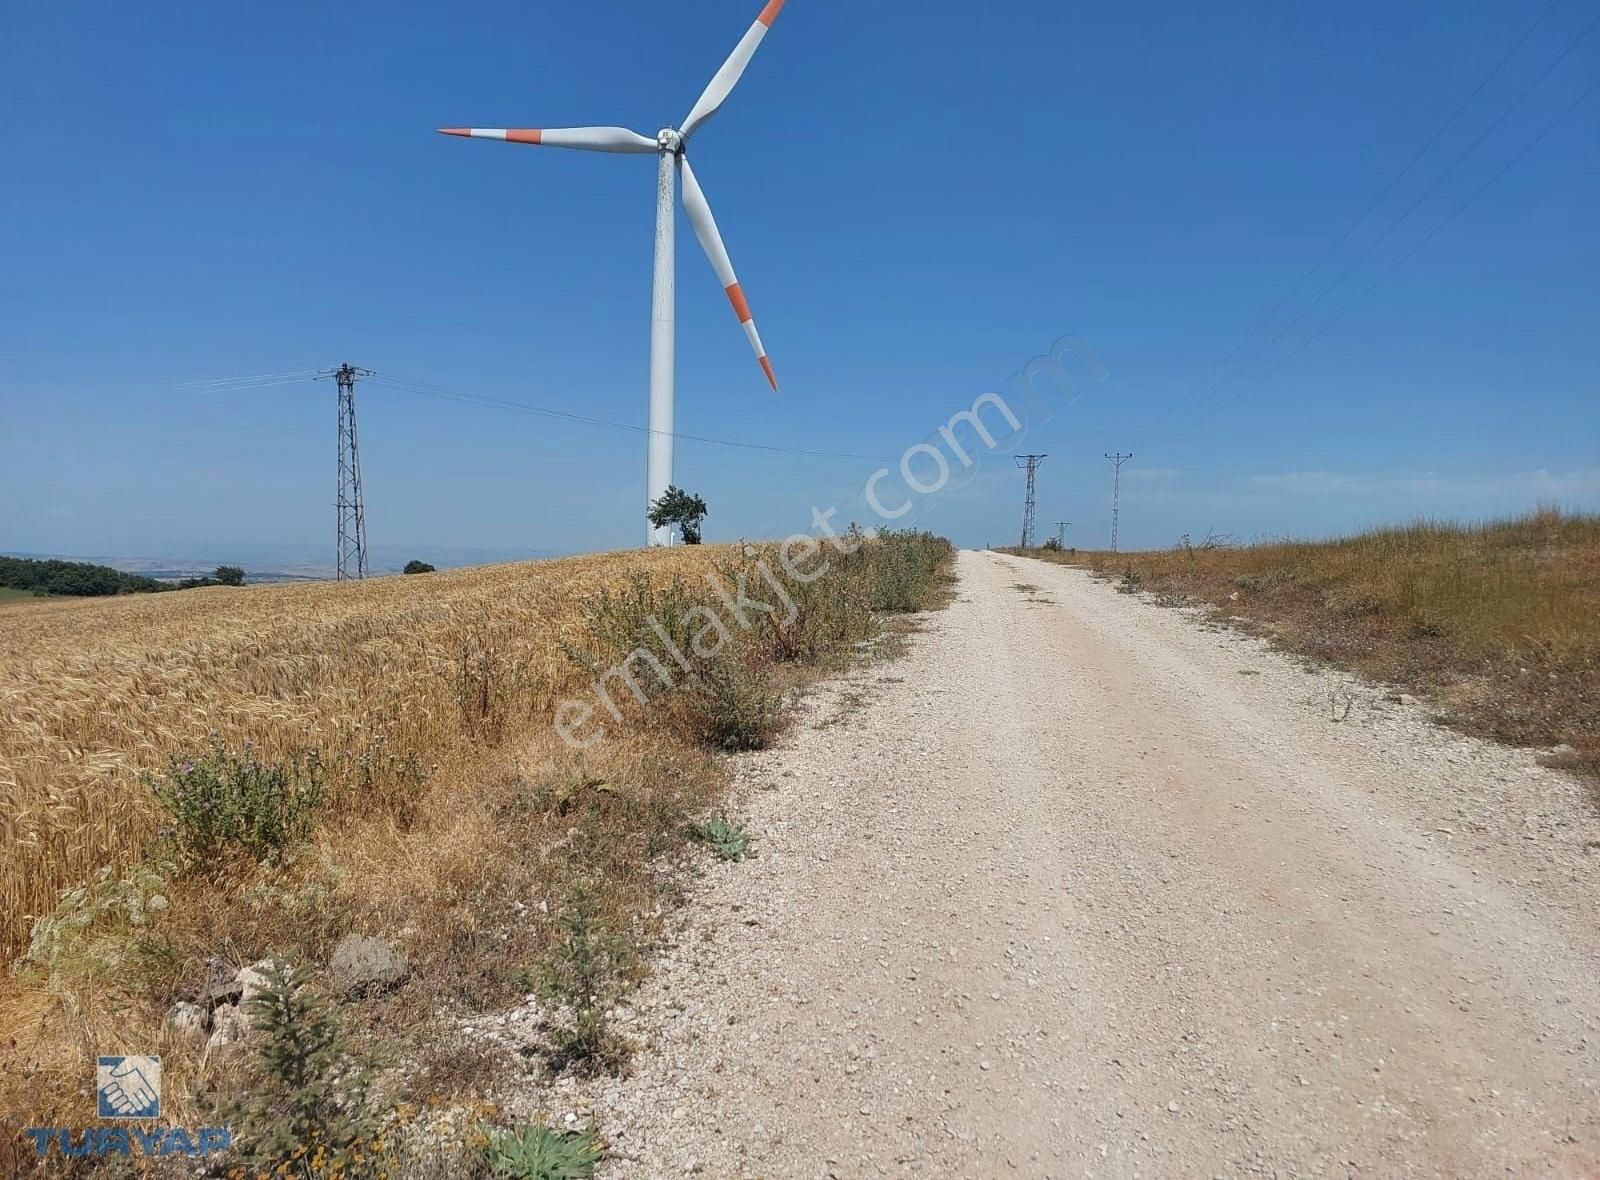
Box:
[0,555,170,598]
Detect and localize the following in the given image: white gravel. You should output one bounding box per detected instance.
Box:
[484,549,1600,1178]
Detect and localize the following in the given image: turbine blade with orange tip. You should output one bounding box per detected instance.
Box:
[681,0,789,141]
[436,127,658,153]
[678,156,778,392]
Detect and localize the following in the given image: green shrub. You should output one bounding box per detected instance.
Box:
[147,739,323,870]
[540,884,632,1074]
[570,572,783,751]
[681,651,782,751]
[742,551,875,665]
[864,529,955,612]
[565,532,953,753]
[483,1123,602,1180]
[690,817,753,862]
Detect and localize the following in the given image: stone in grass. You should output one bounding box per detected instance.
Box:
[235,960,277,1006]
[166,1001,208,1051]
[330,934,409,999]
[201,957,243,1010]
[204,1003,253,1066]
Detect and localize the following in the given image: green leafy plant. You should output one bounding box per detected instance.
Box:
[685,652,783,752]
[539,884,631,1074]
[147,739,323,870]
[562,531,954,754]
[863,529,953,612]
[24,862,171,994]
[690,817,753,862]
[228,958,392,1176]
[482,1123,603,1180]
[567,572,783,751]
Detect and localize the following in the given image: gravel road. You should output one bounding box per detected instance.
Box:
[514,549,1600,1178]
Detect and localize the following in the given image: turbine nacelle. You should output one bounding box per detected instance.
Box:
[439,0,790,543]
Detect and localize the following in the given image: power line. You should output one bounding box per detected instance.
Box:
[364,371,893,463]
[179,369,321,388]
[1177,8,1600,432]
[1194,72,1600,425]
[182,374,322,392]
[186,367,891,463]
[1160,0,1578,429]
[1167,8,1600,438]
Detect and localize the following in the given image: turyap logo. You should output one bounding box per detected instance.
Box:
[97,1055,161,1118]
[21,1054,231,1160]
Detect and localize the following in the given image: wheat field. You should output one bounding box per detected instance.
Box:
[0,547,724,962]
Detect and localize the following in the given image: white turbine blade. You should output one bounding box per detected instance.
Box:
[437,126,658,153]
[680,0,788,141]
[679,156,777,391]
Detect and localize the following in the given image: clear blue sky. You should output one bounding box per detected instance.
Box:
[3,0,1597,563]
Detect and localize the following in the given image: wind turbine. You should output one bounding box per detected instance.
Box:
[440,0,790,545]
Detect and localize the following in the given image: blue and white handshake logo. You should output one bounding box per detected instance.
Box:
[23,1053,230,1159]
[96,1055,161,1119]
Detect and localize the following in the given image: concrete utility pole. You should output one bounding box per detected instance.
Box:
[1015,455,1048,548]
[322,364,373,580]
[1104,452,1132,553]
[1053,520,1070,548]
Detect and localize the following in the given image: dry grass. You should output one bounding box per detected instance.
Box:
[0,547,721,963]
[0,533,954,1139]
[1015,508,1600,780]
[0,547,743,1127]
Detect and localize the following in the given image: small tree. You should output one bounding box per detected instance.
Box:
[647,486,709,545]
[214,565,245,586]
[403,560,436,575]
[229,959,386,1173]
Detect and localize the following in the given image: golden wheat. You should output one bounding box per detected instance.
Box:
[0,547,727,961]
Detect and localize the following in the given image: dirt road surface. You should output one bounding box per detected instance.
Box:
[545,550,1600,1178]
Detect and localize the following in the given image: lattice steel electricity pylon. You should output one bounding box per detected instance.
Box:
[1105,452,1132,553]
[1015,454,1047,549]
[322,364,373,580]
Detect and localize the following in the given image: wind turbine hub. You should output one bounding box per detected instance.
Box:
[657,127,684,153]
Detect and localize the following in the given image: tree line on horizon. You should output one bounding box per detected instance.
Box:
[0,556,245,598]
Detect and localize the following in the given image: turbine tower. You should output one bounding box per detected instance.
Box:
[440,0,789,545]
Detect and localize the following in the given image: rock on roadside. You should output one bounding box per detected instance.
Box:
[330,934,409,999]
